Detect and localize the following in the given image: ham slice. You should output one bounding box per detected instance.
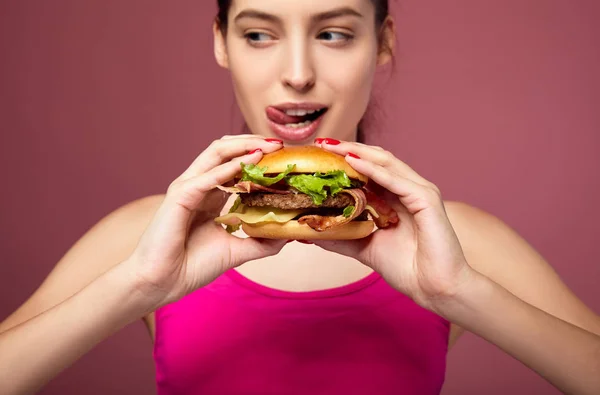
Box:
[217,181,291,194]
[298,189,367,231]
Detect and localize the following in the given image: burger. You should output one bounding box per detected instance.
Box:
[214,146,399,240]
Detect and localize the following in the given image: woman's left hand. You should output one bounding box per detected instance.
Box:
[313,139,476,312]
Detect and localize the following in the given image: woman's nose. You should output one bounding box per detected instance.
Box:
[281,40,316,93]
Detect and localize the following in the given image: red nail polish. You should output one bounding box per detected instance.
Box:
[314,138,324,144]
[265,138,283,144]
[323,138,340,145]
[347,152,361,159]
[297,240,314,244]
[248,148,262,155]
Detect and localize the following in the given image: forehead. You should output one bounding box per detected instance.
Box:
[229,0,376,21]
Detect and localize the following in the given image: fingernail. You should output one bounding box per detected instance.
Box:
[297,240,314,244]
[248,148,262,155]
[323,138,340,145]
[347,152,361,159]
[314,138,324,144]
[265,138,283,144]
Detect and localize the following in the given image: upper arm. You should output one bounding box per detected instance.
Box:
[445,201,600,338]
[0,195,165,333]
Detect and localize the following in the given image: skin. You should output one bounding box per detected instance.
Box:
[0,1,599,394]
[215,0,394,145]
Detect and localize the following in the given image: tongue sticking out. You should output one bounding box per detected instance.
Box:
[267,107,314,125]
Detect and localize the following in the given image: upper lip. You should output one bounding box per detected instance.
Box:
[270,102,328,111]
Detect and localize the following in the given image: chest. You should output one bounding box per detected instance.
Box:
[153,274,449,395]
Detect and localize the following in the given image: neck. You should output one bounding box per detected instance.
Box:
[237,243,373,292]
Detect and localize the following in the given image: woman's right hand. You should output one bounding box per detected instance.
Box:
[125,135,285,309]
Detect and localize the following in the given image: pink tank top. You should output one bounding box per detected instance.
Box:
[153,269,450,395]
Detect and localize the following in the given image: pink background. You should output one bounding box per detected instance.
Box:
[1,1,599,394]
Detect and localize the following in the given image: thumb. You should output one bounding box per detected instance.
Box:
[228,237,288,267]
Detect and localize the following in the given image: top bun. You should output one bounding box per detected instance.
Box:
[255,146,368,184]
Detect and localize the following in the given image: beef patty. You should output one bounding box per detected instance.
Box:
[240,192,354,210]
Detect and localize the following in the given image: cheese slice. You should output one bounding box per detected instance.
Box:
[215,204,307,226]
[364,204,380,219]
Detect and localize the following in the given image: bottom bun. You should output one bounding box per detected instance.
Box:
[242,220,375,240]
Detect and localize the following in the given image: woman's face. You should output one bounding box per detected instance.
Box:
[214,0,393,145]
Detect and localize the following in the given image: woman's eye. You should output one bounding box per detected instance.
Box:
[245,32,273,43]
[317,31,353,42]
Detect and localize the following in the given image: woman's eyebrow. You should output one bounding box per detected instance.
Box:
[233,7,363,25]
[234,9,281,25]
[312,7,364,22]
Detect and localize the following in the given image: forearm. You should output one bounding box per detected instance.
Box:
[437,271,600,395]
[0,261,152,395]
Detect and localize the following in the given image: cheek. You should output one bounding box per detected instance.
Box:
[230,50,276,91]
[227,43,279,121]
[317,44,378,120]
[320,48,376,94]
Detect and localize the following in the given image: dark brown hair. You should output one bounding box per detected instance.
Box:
[216,0,389,34]
[216,0,390,143]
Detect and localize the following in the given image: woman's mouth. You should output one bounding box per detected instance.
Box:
[266,105,328,142]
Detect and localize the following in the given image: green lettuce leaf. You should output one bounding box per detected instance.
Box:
[240,163,296,186]
[224,196,242,234]
[239,163,355,206]
[285,170,352,205]
[343,205,355,218]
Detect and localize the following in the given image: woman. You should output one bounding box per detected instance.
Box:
[1,0,599,394]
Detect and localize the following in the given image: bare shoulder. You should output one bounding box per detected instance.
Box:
[443,200,507,242]
[0,194,165,333]
[443,200,555,279]
[443,200,600,338]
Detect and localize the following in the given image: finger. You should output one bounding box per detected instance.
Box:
[221,134,258,140]
[180,136,283,180]
[345,155,443,215]
[314,139,383,152]
[173,150,265,212]
[151,151,265,240]
[228,237,288,268]
[317,140,430,186]
[189,188,229,225]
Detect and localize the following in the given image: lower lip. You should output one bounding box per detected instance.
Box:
[267,113,324,142]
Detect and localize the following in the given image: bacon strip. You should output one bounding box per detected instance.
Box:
[217,181,399,231]
[298,189,367,231]
[364,190,399,228]
[217,181,291,195]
